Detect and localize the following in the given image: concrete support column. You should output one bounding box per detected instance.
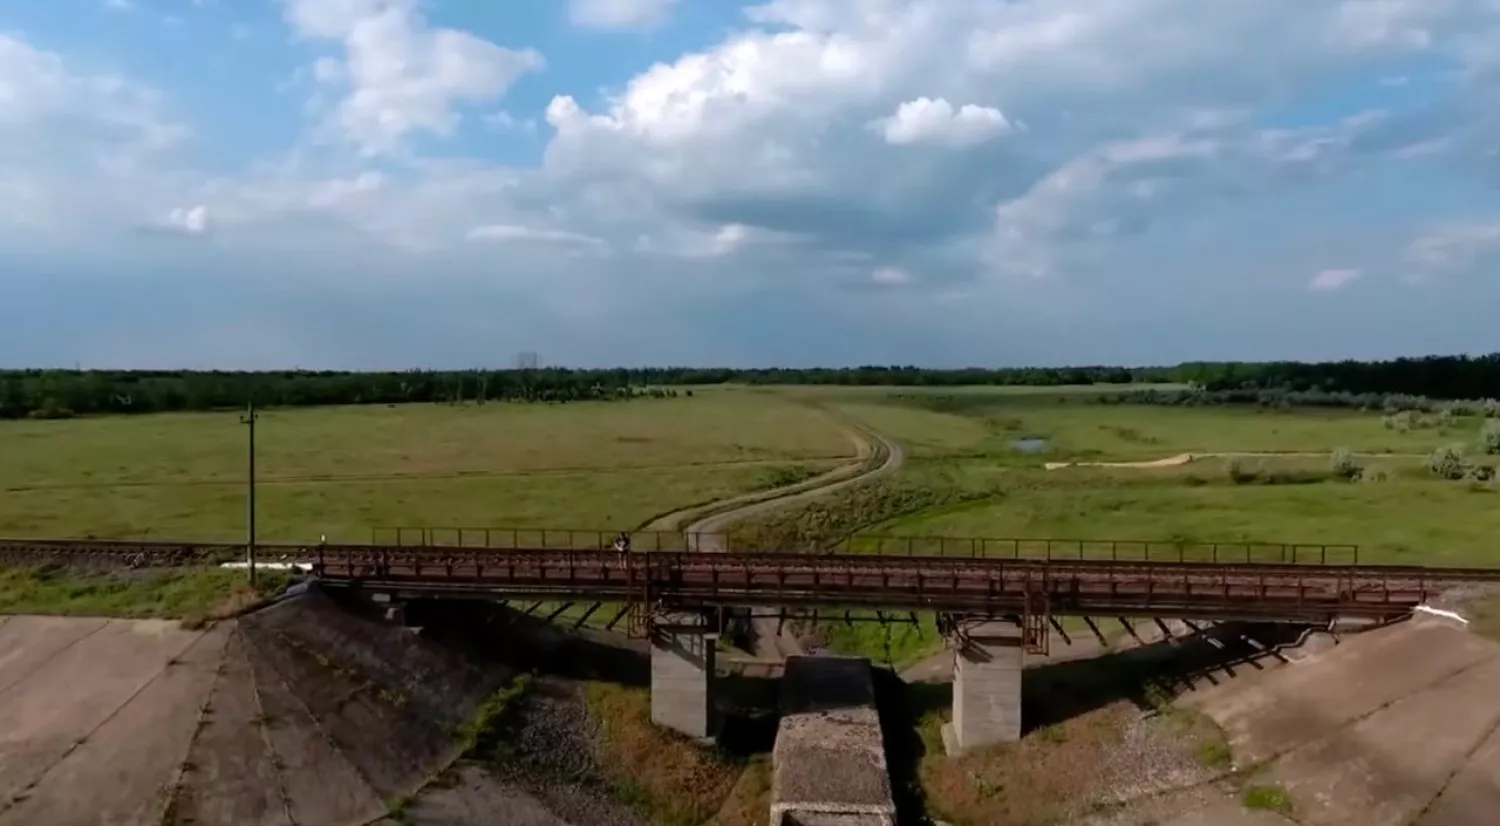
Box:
[944,620,1023,754]
[650,612,716,740]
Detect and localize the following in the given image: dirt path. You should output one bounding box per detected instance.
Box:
[657,407,906,659]
[1045,450,1430,471]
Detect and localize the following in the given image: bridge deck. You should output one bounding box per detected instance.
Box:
[303,547,1496,622]
[4,538,1498,624]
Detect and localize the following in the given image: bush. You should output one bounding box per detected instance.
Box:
[1224,457,1255,484]
[1383,411,1415,432]
[1482,421,1500,455]
[1430,446,1468,480]
[1330,448,1361,480]
[1357,466,1390,484]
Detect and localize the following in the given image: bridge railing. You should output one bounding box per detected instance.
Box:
[370,525,1360,565]
[830,535,1360,566]
[369,526,715,553]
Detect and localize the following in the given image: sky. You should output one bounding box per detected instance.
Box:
[2,0,1499,370]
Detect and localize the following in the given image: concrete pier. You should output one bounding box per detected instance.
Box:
[650,613,716,739]
[770,656,896,826]
[944,621,1023,754]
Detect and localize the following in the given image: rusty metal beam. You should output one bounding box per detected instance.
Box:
[603,604,631,631]
[573,602,602,629]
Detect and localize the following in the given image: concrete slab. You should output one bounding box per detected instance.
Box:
[1262,652,1500,826]
[0,625,230,826]
[1417,707,1500,826]
[770,656,895,826]
[1187,620,1498,764]
[0,618,203,804]
[0,616,108,696]
[172,628,295,826]
[241,626,387,825]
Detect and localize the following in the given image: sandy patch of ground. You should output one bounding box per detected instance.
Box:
[1045,450,1427,471]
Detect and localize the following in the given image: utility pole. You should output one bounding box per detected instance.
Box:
[240,401,258,586]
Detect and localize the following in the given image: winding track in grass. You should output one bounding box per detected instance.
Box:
[642,404,906,660]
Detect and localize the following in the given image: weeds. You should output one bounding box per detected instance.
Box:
[0,565,289,620]
[458,674,533,761]
[1242,784,1293,815]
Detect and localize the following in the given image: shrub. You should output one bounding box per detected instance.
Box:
[1330,448,1361,480]
[1224,457,1256,484]
[1357,466,1390,484]
[1430,446,1468,480]
[1482,421,1500,455]
[1384,411,1415,432]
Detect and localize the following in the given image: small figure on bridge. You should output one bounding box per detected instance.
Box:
[614,532,631,554]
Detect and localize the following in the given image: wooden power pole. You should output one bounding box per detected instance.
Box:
[240,401,259,586]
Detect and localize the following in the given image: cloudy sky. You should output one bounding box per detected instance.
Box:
[2,0,1498,369]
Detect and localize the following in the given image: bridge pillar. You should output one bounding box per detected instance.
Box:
[651,612,717,740]
[943,620,1023,755]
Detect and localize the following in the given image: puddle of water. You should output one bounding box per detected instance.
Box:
[1011,437,1049,453]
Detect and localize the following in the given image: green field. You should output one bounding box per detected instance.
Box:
[0,389,856,542]
[786,386,1500,566]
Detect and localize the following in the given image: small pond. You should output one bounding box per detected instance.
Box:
[1011,437,1049,453]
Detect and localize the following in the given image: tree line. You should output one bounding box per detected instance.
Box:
[0,354,1497,419]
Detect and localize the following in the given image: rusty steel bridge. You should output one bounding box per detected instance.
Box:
[4,532,1499,653]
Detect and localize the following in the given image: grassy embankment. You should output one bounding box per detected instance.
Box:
[0,565,290,623]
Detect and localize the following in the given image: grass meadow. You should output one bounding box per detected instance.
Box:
[805,385,1500,566]
[0,388,856,542]
[721,385,1500,670]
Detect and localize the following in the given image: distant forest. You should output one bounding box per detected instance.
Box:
[2,354,1499,419]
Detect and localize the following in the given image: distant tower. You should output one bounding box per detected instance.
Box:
[515,351,539,370]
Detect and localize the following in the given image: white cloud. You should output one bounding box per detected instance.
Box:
[104,0,135,10]
[570,0,679,30]
[162,205,211,235]
[1308,267,1361,292]
[466,224,606,247]
[875,97,1012,146]
[871,266,912,285]
[9,1,1500,367]
[282,0,544,155]
[1404,222,1500,280]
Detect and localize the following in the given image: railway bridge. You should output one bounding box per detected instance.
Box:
[6,534,1498,752]
[301,541,1500,751]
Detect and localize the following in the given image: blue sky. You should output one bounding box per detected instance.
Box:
[2,0,1499,369]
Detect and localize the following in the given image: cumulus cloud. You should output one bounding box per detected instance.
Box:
[570,0,679,30]
[9,2,1500,366]
[1308,267,1360,292]
[282,0,544,155]
[875,97,1012,146]
[0,34,189,242]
